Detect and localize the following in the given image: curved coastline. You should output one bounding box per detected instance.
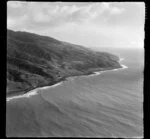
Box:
[6,57,128,102]
[6,82,63,102]
[86,57,128,77]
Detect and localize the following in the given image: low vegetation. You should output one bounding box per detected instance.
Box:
[7,29,121,97]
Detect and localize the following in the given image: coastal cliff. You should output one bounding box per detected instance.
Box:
[7,29,121,97]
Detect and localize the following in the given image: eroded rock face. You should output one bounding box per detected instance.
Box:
[7,29,121,96]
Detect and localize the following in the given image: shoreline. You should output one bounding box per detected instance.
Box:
[89,64,127,77]
[6,81,64,102]
[81,57,127,77]
[7,57,128,102]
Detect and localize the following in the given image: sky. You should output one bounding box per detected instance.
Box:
[7,2,145,49]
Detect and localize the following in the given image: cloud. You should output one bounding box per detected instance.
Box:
[7,15,28,29]
[33,12,51,23]
[8,2,143,32]
[7,2,144,50]
[7,1,24,8]
[7,18,15,28]
[109,7,125,14]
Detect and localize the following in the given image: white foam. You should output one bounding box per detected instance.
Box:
[40,82,63,90]
[90,72,102,77]
[121,64,128,69]
[112,68,119,71]
[26,90,38,97]
[7,57,128,101]
[86,57,128,77]
[7,89,38,101]
[7,82,63,102]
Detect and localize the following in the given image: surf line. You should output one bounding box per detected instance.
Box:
[86,57,128,77]
[6,57,128,101]
[6,82,63,102]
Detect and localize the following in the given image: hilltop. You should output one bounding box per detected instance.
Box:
[7,29,121,97]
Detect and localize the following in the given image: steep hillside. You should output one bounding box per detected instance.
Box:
[7,29,121,97]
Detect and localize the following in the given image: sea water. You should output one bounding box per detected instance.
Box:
[6,48,143,137]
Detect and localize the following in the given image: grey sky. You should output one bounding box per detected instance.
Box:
[7,2,145,49]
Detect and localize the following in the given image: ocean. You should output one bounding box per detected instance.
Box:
[6,48,144,137]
